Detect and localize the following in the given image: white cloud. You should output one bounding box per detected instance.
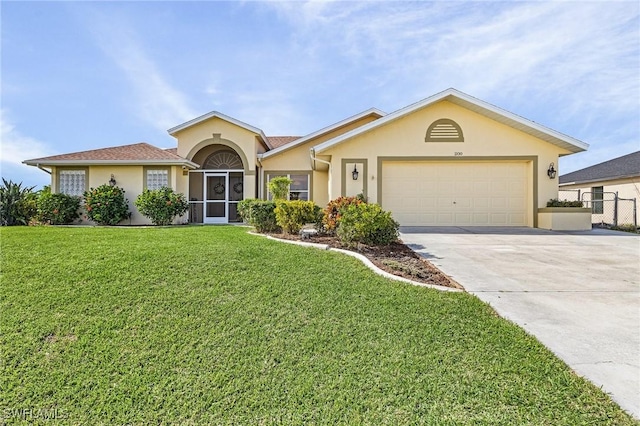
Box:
[265,2,638,108]
[81,10,197,132]
[0,110,54,186]
[0,110,52,164]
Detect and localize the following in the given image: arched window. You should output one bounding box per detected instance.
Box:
[425,118,464,142]
[203,149,243,169]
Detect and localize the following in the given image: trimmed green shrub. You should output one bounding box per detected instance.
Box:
[547,199,585,207]
[36,189,81,225]
[134,187,188,226]
[238,199,280,233]
[274,200,320,234]
[84,185,130,225]
[238,198,259,223]
[322,196,365,234]
[0,179,37,226]
[268,176,292,201]
[336,203,399,247]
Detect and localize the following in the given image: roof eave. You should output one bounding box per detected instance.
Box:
[23,159,200,169]
[261,108,386,159]
[559,173,640,186]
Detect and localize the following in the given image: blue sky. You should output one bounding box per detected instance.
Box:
[2,1,639,188]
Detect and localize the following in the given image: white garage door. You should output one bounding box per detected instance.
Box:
[381,161,529,226]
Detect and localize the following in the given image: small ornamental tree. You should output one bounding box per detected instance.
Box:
[268,176,293,201]
[135,187,188,226]
[84,185,130,225]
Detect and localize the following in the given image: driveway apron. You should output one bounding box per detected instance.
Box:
[401,226,640,418]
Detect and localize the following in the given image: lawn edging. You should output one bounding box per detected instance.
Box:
[256,232,462,293]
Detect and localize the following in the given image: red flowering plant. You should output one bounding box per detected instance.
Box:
[134,187,188,226]
[321,196,364,234]
[35,187,81,225]
[83,184,130,225]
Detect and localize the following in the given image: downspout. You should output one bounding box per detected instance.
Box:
[36,164,52,175]
[310,148,332,201]
[256,154,264,199]
[310,148,331,171]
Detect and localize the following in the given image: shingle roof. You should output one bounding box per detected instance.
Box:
[559,151,640,184]
[266,136,301,149]
[23,143,197,167]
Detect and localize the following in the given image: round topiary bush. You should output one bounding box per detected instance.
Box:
[336,203,399,247]
[134,187,188,226]
[36,188,81,225]
[84,185,130,225]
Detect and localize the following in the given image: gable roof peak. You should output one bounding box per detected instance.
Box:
[167,110,269,144]
[313,88,588,154]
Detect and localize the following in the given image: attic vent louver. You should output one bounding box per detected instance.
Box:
[425,118,464,142]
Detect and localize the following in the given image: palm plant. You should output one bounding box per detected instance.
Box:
[0,178,36,226]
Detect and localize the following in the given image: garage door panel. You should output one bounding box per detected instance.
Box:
[420,198,437,209]
[437,213,455,225]
[456,198,472,209]
[473,213,490,225]
[382,161,528,226]
[437,197,455,208]
[473,198,490,209]
[509,197,526,209]
[509,213,526,225]
[472,181,488,191]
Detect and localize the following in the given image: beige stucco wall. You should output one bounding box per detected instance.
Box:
[318,100,571,225]
[538,208,592,231]
[312,170,329,207]
[53,165,187,225]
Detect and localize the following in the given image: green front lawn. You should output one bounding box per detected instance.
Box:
[0,226,634,424]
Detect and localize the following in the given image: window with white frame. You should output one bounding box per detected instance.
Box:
[267,173,309,201]
[146,169,169,190]
[592,186,604,214]
[59,170,86,196]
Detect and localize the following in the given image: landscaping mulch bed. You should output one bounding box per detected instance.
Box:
[268,233,463,290]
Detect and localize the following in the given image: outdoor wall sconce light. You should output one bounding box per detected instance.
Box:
[109,174,117,186]
[352,164,359,181]
[547,163,557,179]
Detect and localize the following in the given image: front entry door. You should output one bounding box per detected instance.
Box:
[205,173,227,223]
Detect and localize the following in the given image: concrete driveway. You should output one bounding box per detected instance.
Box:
[401,226,640,418]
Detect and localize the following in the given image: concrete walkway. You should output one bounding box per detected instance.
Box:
[401,226,640,418]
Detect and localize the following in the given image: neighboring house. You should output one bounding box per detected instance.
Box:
[24,88,588,227]
[559,151,640,226]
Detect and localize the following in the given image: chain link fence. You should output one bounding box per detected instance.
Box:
[558,189,638,228]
